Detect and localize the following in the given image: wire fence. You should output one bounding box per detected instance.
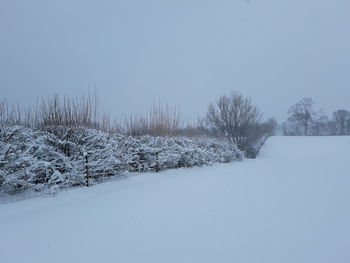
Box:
[0,172,129,204]
[0,151,160,204]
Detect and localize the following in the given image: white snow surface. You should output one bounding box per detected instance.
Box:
[1,136,350,263]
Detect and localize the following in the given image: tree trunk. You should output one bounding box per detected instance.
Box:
[304,122,308,136]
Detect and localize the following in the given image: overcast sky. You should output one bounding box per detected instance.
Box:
[1,0,350,122]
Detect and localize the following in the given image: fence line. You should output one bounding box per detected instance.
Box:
[0,150,161,204]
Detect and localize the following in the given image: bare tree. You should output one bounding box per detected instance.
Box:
[260,118,278,136]
[148,103,183,136]
[310,109,329,136]
[287,98,314,135]
[206,91,262,150]
[122,114,149,136]
[0,92,118,133]
[333,110,350,135]
[121,103,183,137]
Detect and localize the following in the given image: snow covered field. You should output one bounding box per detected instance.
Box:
[1,136,350,263]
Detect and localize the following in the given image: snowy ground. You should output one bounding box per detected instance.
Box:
[1,136,350,263]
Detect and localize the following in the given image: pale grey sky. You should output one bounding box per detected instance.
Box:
[1,0,350,121]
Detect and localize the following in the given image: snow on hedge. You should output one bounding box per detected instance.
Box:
[0,126,243,194]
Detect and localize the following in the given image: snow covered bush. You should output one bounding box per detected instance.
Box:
[0,125,243,196]
[0,126,80,193]
[117,136,243,172]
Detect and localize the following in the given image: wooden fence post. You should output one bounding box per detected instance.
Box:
[83,152,89,187]
[155,151,160,172]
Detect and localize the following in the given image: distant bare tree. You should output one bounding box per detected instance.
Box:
[122,114,149,136]
[0,100,22,126]
[326,120,338,136]
[333,110,350,135]
[287,98,314,135]
[0,93,118,134]
[177,117,212,138]
[260,118,278,136]
[121,103,183,137]
[206,92,262,149]
[148,103,183,136]
[310,109,329,136]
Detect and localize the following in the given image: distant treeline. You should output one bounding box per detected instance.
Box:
[283,98,350,136]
